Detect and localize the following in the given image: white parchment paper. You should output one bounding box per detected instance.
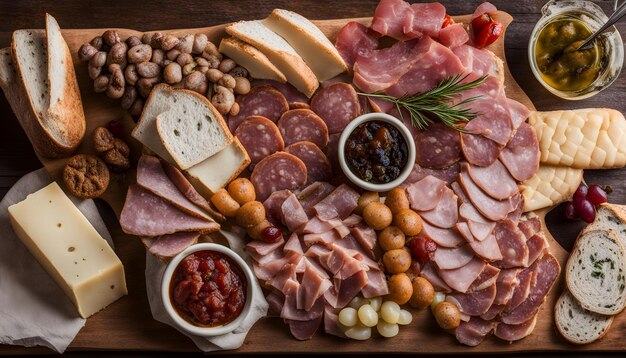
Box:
[0,169,115,353]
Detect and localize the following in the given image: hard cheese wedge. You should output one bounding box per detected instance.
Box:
[8,182,127,318]
[522,165,583,212]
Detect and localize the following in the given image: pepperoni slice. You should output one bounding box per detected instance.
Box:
[285,141,332,184]
[251,152,308,201]
[311,83,360,134]
[278,109,329,148]
[228,86,289,132]
[415,123,462,169]
[234,116,284,167]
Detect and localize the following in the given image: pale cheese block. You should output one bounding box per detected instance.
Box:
[219,37,287,83]
[185,138,250,197]
[263,9,348,82]
[522,165,583,212]
[529,109,626,169]
[8,182,127,318]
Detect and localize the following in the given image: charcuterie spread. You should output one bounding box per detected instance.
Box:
[3,0,626,354]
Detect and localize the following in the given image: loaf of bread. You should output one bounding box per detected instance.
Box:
[555,289,614,345]
[529,108,626,169]
[566,229,626,315]
[522,165,583,212]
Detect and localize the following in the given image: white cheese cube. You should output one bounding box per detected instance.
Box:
[8,182,127,318]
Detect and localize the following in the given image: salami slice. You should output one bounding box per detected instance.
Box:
[235,115,285,167]
[460,132,501,167]
[311,82,360,134]
[228,86,289,132]
[499,123,540,182]
[415,123,462,169]
[251,79,309,106]
[251,152,308,201]
[278,109,329,148]
[285,141,332,184]
[290,102,310,110]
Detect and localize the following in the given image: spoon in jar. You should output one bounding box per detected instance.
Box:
[577,0,626,50]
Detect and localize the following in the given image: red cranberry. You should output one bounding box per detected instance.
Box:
[407,236,437,266]
[261,226,283,243]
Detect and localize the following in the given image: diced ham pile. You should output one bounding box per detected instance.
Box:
[246,183,388,340]
[333,0,561,345]
[119,155,222,259]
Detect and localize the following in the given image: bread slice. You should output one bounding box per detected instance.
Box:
[156,106,229,170]
[263,9,347,82]
[132,84,233,169]
[9,15,85,158]
[555,289,614,344]
[581,203,626,245]
[225,20,318,97]
[219,37,286,83]
[566,229,626,315]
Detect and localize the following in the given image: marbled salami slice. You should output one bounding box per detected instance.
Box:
[252,79,309,106]
[290,102,311,110]
[499,123,540,182]
[251,152,308,201]
[235,115,285,167]
[415,123,461,169]
[228,85,289,132]
[278,109,329,148]
[460,131,501,167]
[311,82,360,134]
[286,141,332,184]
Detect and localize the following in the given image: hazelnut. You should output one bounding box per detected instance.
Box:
[126,35,142,48]
[233,76,251,95]
[93,74,110,93]
[183,71,207,94]
[124,64,139,85]
[176,53,193,67]
[218,58,237,73]
[229,66,249,78]
[106,42,128,67]
[175,34,194,53]
[129,97,144,117]
[166,49,181,61]
[149,32,164,48]
[136,61,161,78]
[211,85,235,115]
[90,36,104,50]
[141,32,154,45]
[92,126,115,152]
[206,68,224,83]
[137,76,160,98]
[163,62,182,84]
[229,102,240,116]
[193,34,208,54]
[106,66,125,99]
[182,62,197,76]
[78,43,98,62]
[150,48,165,66]
[218,73,236,89]
[127,44,152,64]
[102,30,121,46]
[158,34,179,51]
[120,85,138,110]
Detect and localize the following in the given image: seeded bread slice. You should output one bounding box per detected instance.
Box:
[555,289,614,345]
[566,229,626,315]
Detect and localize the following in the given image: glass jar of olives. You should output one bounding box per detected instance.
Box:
[529,0,623,100]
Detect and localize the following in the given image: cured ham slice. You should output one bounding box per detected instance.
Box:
[263,189,291,227]
[455,317,495,347]
[351,224,377,252]
[499,123,540,182]
[438,23,469,48]
[506,268,534,312]
[460,131,501,168]
[526,234,548,266]
[120,185,219,236]
[502,254,560,325]
[457,222,503,262]
[458,167,515,221]
[447,283,496,315]
[362,269,390,298]
[494,268,520,306]
[438,256,486,293]
[494,315,538,342]
[324,305,346,338]
[452,45,503,81]
[413,123,463,169]
[432,245,474,270]
[247,237,285,258]
[335,21,379,69]
[335,270,369,308]
[285,233,304,255]
[300,261,332,311]
[459,203,489,223]
[468,220,496,241]
[493,219,529,268]
[481,303,505,321]
[507,195,524,223]
[421,221,464,248]
[420,262,452,292]
[288,315,323,341]
[403,2,446,39]
[406,175,446,211]
[507,98,531,130]
[302,217,340,234]
[313,184,360,221]
[419,186,458,229]
[353,40,420,93]
[386,38,465,98]
[136,155,212,221]
[470,264,500,291]
[518,217,541,239]
[371,0,412,40]
[403,162,460,185]
[297,182,336,218]
[281,193,309,232]
[466,160,518,200]
[143,231,199,259]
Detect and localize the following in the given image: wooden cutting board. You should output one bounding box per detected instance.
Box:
[2,11,624,354]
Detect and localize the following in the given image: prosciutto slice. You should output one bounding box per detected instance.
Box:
[506,268,534,312]
[494,268,520,306]
[334,21,379,69]
[499,123,540,182]
[518,217,542,239]
[420,262,452,292]
[468,220,496,241]
[455,317,495,347]
[298,182,336,218]
[439,23,469,48]
[438,256,486,293]
[281,193,309,232]
[371,0,412,40]
[447,283,496,316]
[313,184,359,221]
[493,219,529,268]
[466,160,518,200]
[406,175,446,211]
[403,2,446,39]
[353,40,419,93]
[120,185,219,236]
[419,186,458,229]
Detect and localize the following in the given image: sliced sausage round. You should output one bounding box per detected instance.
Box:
[285,141,332,184]
[278,109,329,148]
[251,152,308,201]
[499,123,540,182]
[460,132,501,167]
[251,79,309,106]
[234,115,285,167]
[311,82,360,134]
[228,85,289,132]
[415,123,462,169]
[289,102,310,110]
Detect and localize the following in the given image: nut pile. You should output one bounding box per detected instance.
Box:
[78,30,251,117]
[92,121,131,172]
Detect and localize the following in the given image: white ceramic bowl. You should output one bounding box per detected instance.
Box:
[161,243,254,337]
[338,113,416,192]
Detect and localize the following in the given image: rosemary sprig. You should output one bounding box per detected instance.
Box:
[358,74,488,131]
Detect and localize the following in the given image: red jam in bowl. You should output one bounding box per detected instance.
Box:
[169,250,247,327]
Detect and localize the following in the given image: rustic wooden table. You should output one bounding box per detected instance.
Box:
[0,0,625,356]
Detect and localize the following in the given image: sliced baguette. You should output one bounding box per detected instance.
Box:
[566,229,626,315]
[9,15,85,158]
[156,106,229,170]
[263,9,347,81]
[225,20,318,97]
[555,289,614,345]
[132,84,233,169]
[219,37,286,83]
